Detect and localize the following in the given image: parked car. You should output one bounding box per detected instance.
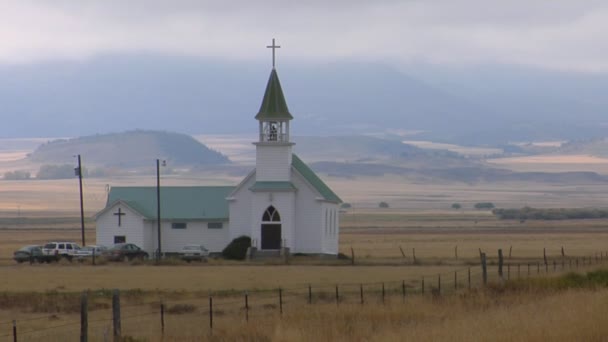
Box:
[107,243,149,261]
[42,242,81,261]
[178,244,210,262]
[74,245,108,260]
[13,245,44,263]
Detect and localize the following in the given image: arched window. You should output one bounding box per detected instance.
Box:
[262,206,281,222]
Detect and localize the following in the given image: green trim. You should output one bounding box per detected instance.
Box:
[105,186,234,220]
[250,181,297,192]
[255,69,293,121]
[291,154,342,203]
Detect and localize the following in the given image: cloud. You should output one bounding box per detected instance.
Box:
[0,0,607,72]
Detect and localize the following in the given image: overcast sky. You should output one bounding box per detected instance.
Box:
[0,1,607,72]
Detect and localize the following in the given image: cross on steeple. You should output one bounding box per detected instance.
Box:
[266,38,281,69]
[114,208,126,227]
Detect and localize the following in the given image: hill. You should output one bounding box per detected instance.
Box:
[556,138,608,158]
[27,131,229,168]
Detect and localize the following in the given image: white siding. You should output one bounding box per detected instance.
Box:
[291,171,324,254]
[145,221,230,255]
[228,174,255,240]
[255,145,292,181]
[95,203,146,248]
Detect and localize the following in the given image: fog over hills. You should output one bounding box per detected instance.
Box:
[1,55,607,145]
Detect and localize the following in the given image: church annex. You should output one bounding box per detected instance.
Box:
[95,41,342,255]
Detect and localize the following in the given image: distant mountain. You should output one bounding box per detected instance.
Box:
[27,130,229,167]
[556,138,608,157]
[1,55,608,145]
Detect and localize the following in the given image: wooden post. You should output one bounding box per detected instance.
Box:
[245,292,249,322]
[545,262,548,273]
[279,288,283,315]
[481,253,487,286]
[351,247,355,265]
[160,301,165,333]
[12,320,16,342]
[509,246,512,259]
[335,285,339,306]
[80,291,88,342]
[399,246,406,259]
[382,283,385,304]
[561,246,565,258]
[360,284,364,305]
[422,277,425,294]
[479,248,483,259]
[543,248,548,265]
[455,245,458,260]
[413,248,417,264]
[454,271,457,290]
[498,249,504,280]
[112,289,121,342]
[402,280,406,302]
[308,284,312,304]
[209,296,213,332]
[468,268,471,290]
[438,274,441,294]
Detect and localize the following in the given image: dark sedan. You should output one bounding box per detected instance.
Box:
[13,245,44,263]
[107,243,149,262]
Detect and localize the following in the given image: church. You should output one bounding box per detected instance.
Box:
[95,42,342,256]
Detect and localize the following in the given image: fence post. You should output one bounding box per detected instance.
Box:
[160,301,165,334]
[498,249,504,280]
[402,280,406,302]
[561,246,565,258]
[335,285,339,306]
[468,268,471,290]
[360,284,364,305]
[438,274,441,294]
[112,289,121,342]
[545,262,548,273]
[308,284,312,304]
[481,253,487,286]
[422,277,425,294]
[245,292,249,322]
[351,247,355,266]
[455,245,458,260]
[509,246,512,259]
[543,248,548,266]
[454,271,457,290]
[12,320,16,342]
[279,288,283,315]
[382,283,385,304]
[399,246,406,259]
[80,291,88,342]
[209,296,213,332]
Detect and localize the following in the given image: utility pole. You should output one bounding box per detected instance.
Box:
[75,155,86,246]
[156,159,163,263]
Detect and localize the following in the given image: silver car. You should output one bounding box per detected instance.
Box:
[74,245,108,259]
[178,244,210,262]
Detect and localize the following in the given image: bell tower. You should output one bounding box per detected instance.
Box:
[253,39,294,182]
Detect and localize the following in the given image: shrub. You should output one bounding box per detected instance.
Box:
[4,170,31,180]
[166,304,196,314]
[451,203,462,209]
[474,202,495,209]
[378,201,390,208]
[222,235,251,260]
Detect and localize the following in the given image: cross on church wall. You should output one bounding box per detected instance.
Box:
[114,208,126,227]
[266,38,281,68]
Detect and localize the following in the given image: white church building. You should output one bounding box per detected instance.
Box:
[95,52,342,256]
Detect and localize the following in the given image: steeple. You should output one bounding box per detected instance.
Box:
[255,69,293,121]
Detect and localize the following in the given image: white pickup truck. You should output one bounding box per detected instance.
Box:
[42,242,81,261]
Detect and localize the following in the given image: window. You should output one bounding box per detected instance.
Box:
[262,206,281,222]
[114,236,126,244]
[208,222,223,229]
[171,222,187,229]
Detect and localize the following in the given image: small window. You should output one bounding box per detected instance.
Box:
[172,222,187,229]
[114,236,126,244]
[208,222,223,229]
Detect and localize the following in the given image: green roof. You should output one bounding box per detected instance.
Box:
[255,69,293,121]
[250,181,297,192]
[292,154,342,203]
[106,186,234,220]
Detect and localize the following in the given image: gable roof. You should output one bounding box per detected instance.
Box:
[105,186,234,220]
[255,69,293,121]
[292,154,342,203]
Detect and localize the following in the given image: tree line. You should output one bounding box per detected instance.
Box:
[493,207,608,220]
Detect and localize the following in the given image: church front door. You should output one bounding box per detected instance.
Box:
[261,224,281,249]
